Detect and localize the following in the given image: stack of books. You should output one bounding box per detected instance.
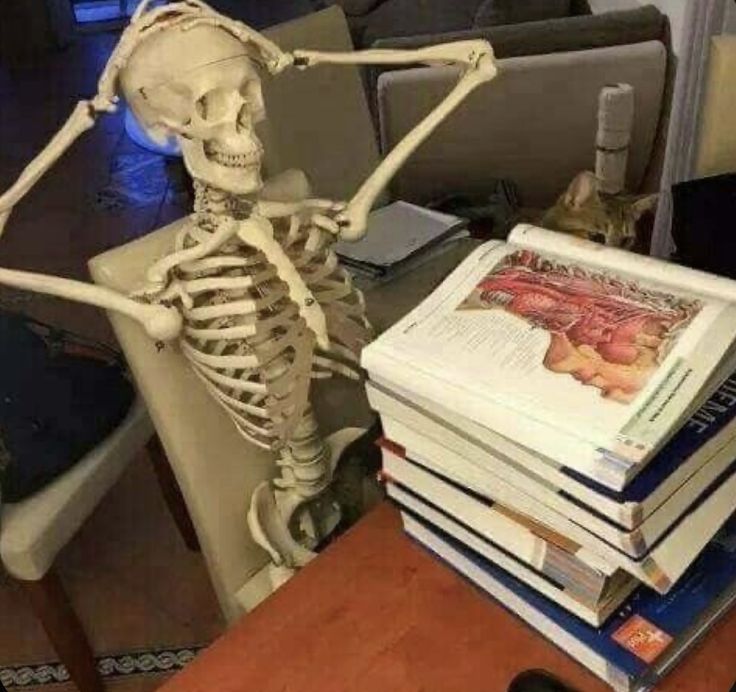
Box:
[361,225,736,691]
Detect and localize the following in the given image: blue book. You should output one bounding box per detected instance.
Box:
[404,510,736,692]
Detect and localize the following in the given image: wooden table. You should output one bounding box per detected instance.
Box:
[161,504,736,692]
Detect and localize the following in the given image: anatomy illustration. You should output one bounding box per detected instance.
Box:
[460,249,701,403]
[0,1,496,588]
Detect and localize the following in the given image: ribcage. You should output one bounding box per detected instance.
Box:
[146,215,372,451]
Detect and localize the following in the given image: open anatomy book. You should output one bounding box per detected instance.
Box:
[362,225,736,489]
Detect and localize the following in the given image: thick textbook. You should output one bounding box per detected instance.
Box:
[362,225,736,488]
[381,445,628,612]
[367,372,736,530]
[374,393,736,556]
[383,438,736,593]
[403,511,736,692]
[387,482,636,626]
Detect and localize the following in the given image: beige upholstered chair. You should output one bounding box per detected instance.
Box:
[88,5,383,624]
[0,398,199,692]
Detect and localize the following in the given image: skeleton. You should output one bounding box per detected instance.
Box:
[0,1,496,589]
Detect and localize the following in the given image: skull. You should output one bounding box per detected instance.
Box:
[121,24,266,195]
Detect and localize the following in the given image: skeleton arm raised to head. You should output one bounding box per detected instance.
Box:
[0,37,495,314]
[264,40,497,241]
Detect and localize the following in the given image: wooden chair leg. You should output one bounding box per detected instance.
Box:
[19,569,103,692]
[146,435,201,552]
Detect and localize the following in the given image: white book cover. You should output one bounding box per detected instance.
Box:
[384,440,736,593]
[362,226,736,482]
[378,402,736,556]
[382,447,620,595]
[368,378,736,529]
[388,483,635,626]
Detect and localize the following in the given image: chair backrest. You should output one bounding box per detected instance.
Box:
[377,41,667,208]
[259,6,381,201]
[89,222,274,623]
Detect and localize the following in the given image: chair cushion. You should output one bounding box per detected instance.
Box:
[474,0,572,27]
[377,41,666,208]
[0,311,135,503]
[0,398,151,580]
[259,7,381,202]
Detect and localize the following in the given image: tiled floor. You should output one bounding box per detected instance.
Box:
[0,29,222,692]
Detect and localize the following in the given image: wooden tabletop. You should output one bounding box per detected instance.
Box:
[161,503,736,692]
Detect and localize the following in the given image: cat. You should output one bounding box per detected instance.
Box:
[541,171,658,252]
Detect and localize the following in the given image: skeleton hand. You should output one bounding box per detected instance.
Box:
[335,202,369,242]
[297,199,348,251]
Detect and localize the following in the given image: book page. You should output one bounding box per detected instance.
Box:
[509,224,736,304]
[364,240,736,461]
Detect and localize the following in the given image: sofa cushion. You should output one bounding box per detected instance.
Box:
[362,0,482,45]
[371,6,665,58]
[474,0,571,28]
[377,41,667,207]
[332,0,387,17]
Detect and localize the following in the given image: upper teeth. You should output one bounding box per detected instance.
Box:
[205,148,263,168]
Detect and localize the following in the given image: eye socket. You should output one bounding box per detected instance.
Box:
[195,97,206,119]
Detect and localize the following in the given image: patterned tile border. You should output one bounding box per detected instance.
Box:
[0,645,207,688]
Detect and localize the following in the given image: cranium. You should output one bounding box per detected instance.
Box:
[120,24,266,195]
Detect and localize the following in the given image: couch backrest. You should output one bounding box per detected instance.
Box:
[377,40,667,208]
[370,6,664,58]
[259,6,381,201]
